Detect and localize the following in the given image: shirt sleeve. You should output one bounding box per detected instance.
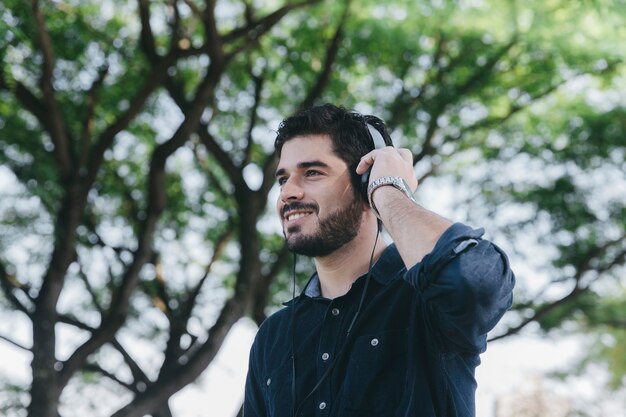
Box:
[404,223,516,353]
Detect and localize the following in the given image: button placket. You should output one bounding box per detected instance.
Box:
[315,301,344,415]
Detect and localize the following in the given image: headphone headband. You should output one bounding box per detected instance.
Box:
[358,122,389,204]
[366,123,386,150]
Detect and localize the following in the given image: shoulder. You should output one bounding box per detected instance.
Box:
[254,302,295,343]
[249,303,296,371]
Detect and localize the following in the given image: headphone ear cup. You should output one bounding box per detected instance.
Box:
[360,170,370,202]
[350,163,369,203]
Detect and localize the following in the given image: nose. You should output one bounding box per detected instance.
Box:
[279,177,304,203]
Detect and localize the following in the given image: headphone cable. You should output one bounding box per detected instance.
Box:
[293,228,381,417]
[291,251,297,417]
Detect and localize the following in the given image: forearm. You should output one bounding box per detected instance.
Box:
[373,186,452,268]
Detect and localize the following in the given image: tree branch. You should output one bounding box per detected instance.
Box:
[197,126,244,186]
[156,225,235,378]
[489,284,585,342]
[576,235,626,278]
[412,106,442,165]
[258,151,278,198]
[138,0,158,61]
[59,52,227,390]
[32,0,73,180]
[111,297,245,417]
[84,51,183,198]
[490,236,626,341]
[83,362,135,391]
[79,64,109,169]
[455,37,518,99]
[391,35,519,165]
[298,0,350,111]
[183,225,234,321]
[252,245,290,325]
[223,0,322,45]
[4,80,46,125]
[182,0,203,18]
[77,263,104,314]
[111,338,151,388]
[202,0,225,65]
[243,74,265,166]
[111,124,265,417]
[0,261,33,315]
[191,141,231,201]
[406,35,453,163]
[389,31,446,127]
[0,333,31,351]
[605,319,626,329]
[56,314,95,332]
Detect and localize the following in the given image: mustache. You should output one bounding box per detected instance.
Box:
[281,201,319,216]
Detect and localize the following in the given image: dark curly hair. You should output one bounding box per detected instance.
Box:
[275,104,393,200]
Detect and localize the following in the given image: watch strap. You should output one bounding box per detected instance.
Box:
[367,176,416,219]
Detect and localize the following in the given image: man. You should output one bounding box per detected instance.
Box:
[244,104,515,417]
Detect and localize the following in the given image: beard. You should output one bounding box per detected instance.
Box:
[283,194,364,257]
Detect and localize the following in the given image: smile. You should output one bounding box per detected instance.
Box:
[284,211,313,222]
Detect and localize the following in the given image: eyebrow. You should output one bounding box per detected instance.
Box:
[275,160,330,178]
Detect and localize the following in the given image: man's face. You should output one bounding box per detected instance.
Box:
[275,135,365,257]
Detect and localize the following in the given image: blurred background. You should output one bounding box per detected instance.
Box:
[0,0,625,416]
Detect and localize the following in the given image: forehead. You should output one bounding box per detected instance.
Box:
[277,134,346,171]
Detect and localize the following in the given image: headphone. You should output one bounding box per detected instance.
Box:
[359,122,389,201]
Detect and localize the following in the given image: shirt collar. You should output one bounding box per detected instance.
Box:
[300,244,404,299]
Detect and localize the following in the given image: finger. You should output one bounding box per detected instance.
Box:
[398,148,414,165]
[355,152,375,174]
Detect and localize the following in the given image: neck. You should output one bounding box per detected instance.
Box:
[314,216,386,299]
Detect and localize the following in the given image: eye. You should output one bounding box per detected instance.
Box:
[305,170,321,177]
[277,176,288,186]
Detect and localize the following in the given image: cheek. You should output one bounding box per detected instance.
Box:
[319,199,339,217]
[336,180,358,203]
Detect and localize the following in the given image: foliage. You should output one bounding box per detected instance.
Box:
[0,0,625,416]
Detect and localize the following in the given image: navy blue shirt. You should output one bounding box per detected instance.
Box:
[244,223,515,417]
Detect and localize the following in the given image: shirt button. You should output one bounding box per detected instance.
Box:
[266,378,271,386]
[321,352,330,361]
[319,402,327,410]
[371,338,379,347]
[331,308,340,316]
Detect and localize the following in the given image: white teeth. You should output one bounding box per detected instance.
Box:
[286,212,309,221]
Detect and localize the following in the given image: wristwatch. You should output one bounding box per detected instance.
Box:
[367,176,417,220]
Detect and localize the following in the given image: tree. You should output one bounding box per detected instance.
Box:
[0,0,624,416]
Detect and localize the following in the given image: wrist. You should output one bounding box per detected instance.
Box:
[367,176,417,220]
